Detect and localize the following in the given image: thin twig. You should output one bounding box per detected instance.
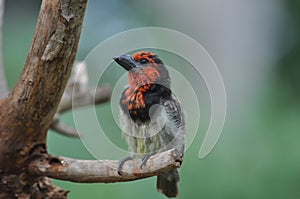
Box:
[50,115,79,138]
[28,149,182,183]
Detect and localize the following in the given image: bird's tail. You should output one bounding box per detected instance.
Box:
[156,168,180,198]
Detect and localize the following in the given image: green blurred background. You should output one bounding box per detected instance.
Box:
[2,0,300,198]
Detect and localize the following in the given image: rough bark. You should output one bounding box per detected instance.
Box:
[0,0,87,197]
[0,0,87,169]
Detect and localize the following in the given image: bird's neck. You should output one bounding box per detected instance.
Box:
[120,83,171,124]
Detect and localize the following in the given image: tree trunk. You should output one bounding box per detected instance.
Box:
[0,0,87,197]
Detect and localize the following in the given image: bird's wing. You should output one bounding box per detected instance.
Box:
[161,94,185,154]
[162,95,185,129]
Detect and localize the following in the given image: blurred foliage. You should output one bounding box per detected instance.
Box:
[2,1,300,199]
[277,0,300,103]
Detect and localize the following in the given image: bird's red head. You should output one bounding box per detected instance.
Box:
[113,51,170,89]
[114,51,171,121]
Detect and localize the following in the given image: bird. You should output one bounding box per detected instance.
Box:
[113,51,185,198]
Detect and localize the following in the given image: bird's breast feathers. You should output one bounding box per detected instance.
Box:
[119,95,185,154]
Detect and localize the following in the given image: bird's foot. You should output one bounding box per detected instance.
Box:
[117,156,133,175]
[140,153,155,169]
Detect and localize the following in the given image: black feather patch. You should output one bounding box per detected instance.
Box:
[120,84,171,124]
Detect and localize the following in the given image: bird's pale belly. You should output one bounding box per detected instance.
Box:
[121,112,175,156]
[133,135,161,154]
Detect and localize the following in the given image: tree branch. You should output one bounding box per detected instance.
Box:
[28,149,182,183]
[0,0,8,98]
[50,114,80,137]
[50,61,111,137]
[59,85,111,113]
[57,62,111,114]
[0,0,87,169]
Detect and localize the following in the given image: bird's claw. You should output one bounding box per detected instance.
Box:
[117,156,133,175]
[140,153,155,169]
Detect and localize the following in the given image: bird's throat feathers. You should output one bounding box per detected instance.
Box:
[128,66,160,89]
[121,66,161,113]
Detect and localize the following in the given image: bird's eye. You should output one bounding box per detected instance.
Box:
[140,58,147,64]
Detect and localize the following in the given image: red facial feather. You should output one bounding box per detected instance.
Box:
[122,52,161,110]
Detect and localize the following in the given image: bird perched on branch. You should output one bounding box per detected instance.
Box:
[113,51,185,198]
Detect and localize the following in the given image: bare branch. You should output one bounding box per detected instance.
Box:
[59,85,111,113]
[50,114,79,137]
[28,149,182,183]
[58,62,111,113]
[0,0,8,98]
[50,61,111,137]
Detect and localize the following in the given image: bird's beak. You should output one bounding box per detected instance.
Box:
[113,54,136,71]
